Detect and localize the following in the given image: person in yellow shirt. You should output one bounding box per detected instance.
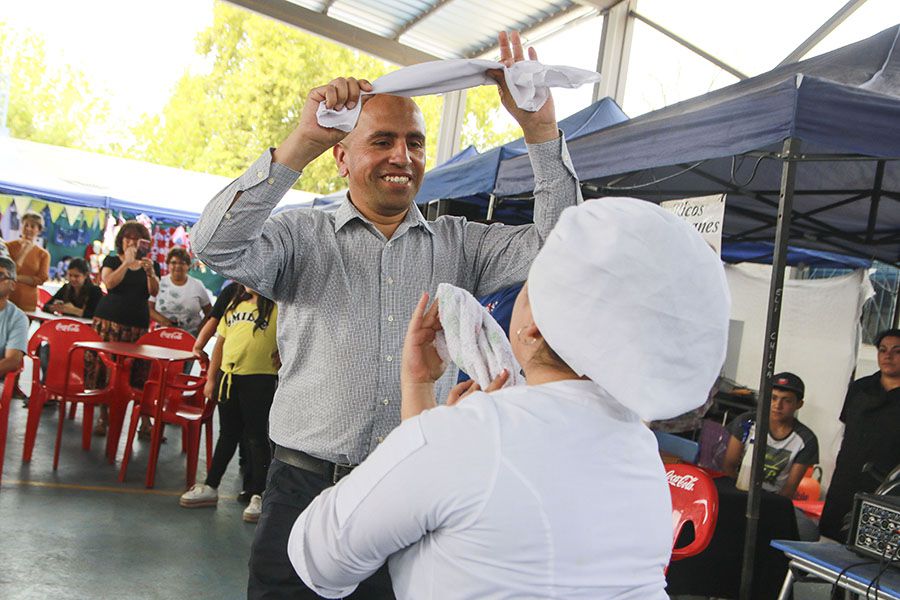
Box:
[179,285,278,523]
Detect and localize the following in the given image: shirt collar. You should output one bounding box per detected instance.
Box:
[334,193,434,237]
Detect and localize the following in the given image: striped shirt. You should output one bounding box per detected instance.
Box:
[191,137,580,464]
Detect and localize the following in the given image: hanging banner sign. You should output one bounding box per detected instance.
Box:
[661,194,726,255]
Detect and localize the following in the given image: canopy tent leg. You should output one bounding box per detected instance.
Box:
[739,137,800,600]
[486,195,496,221]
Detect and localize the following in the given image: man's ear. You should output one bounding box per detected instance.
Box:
[333,144,349,178]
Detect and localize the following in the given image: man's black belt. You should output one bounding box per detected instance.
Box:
[274,445,356,484]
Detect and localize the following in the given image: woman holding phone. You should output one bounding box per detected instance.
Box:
[86,221,160,436]
[7,210,51,311]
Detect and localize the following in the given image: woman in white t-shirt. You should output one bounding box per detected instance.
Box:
[149,247,212,336]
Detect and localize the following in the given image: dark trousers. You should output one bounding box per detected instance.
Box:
[206,374,276,495]
[247,457,396,599]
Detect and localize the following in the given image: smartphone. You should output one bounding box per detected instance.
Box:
[136,239,151,260]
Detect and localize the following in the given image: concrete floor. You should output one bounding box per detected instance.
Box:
[0,397,255,600]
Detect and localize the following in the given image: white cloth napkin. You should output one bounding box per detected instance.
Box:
[433,283,524,390]
[316,58,601,132]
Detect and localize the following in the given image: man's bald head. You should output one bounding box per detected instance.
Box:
[334,94,427,218]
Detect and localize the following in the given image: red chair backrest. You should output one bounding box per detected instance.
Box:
[37,287,52,306]
[667,464,719,561]
[27,319,102,392]
[137,328,195,352]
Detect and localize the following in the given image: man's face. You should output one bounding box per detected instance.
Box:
[0,267,15,299]
[334,95,426,217]
[877,335,900,377]
[770,388,802,423]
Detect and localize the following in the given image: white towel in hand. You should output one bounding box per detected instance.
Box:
[433,283,524,390]
[317,58,601,132]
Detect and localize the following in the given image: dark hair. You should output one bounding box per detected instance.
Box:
[62,258,95,306]
[166,246,191,265]
[875,328,900,347]
[226,285,276,334]
[532,339,572,373]
[67,257,90,275]
[114,221,151,254]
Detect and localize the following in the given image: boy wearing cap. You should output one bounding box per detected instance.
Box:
[723,372,819,497]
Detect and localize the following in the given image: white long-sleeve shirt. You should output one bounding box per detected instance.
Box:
[288,380,672,599]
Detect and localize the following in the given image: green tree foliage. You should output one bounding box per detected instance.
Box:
[131,2,520,194]
[460,86,520,150]
[0,22,108,148]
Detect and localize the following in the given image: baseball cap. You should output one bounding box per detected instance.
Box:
[772,372,804,400]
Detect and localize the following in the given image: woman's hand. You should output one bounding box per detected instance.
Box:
[446,369,510,406]
[122,246,138,266]
[141,258,155,276]
[400,292,446,386]
[203,377,216,400]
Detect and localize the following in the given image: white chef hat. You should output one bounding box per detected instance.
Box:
[528,197,730,421]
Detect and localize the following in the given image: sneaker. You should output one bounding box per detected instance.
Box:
[179,483,218,508]
[242,494,262,523]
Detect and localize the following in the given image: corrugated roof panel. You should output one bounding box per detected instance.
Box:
[328,0,441,39]
[286,0,328,12]
[401,0,580,58]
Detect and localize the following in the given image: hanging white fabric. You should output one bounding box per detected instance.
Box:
[316,59,602,132]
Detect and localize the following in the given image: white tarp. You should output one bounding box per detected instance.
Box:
[724,264,874,493]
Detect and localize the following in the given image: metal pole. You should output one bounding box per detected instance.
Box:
[486,195,496,221]
[739,137,800,600]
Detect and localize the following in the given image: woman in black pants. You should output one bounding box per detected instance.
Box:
[179,286,279,523]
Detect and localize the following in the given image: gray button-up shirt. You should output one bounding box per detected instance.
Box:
[192,136,581,464]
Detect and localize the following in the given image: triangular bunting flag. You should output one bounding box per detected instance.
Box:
[29,199,47,215]
[64,204,82,225]
[13,196,32,216]
[47,202,65,223]
[83,208,100,229]
[0,195,14,213]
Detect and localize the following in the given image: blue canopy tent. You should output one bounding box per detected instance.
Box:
[495,25,900,264]
[414,96,628,221]
[494,25,900,599]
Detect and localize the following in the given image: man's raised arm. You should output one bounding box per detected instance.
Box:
[191,78,372,296]
[466,32,582,296]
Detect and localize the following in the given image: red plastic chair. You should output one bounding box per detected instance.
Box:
[21,319,117,464]
[0,367,23,486]
[667,463,719,563]
[118,328,212,488]
[37,287,52,307]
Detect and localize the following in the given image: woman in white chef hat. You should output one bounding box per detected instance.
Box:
[288,197,730,600]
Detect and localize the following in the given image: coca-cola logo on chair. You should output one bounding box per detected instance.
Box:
[666,470,698,492]
[54,323,82,333]
[160,330,184,340]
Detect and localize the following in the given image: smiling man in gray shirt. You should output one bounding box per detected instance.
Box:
[192,32,582,599]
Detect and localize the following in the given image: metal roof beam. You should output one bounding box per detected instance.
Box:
[630,11,748,80]
[225,0,441,65]
[777,0,870,67]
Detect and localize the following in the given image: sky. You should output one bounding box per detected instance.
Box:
[2,0,899,150]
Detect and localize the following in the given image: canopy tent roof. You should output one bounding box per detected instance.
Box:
[492,24,900,263]
[414,96,627,204]
[0,137,316,223]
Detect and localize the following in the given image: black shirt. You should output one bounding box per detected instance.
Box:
[44,282,104,319]
[820,372,900,540]
[210,282,241,320]
[93,255,161,328]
